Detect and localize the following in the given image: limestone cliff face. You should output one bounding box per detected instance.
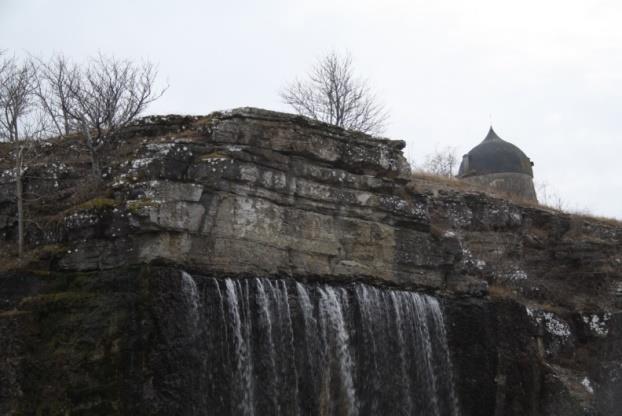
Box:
[0,108,620,415]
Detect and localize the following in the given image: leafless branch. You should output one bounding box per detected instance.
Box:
[32,54,80,137]
[422,146,459,177]
[63,53,166,177]
[281,51,388,135]
[0,54,37,143]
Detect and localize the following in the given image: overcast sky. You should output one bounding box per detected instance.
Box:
[2,0,621,218]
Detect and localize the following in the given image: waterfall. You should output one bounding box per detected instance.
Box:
[192,276,460,416]
[181,271,200,333]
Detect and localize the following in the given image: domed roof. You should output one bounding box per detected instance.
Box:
[458,127,533,177]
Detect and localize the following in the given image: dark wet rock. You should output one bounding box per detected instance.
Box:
[0,108,620,415]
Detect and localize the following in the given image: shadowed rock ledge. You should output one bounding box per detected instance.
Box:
[0,108,620,415]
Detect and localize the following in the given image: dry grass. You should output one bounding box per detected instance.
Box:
[410,170,541,207]
[410,170,622,227]
[566,211,622,227]
[410,170,484,192]
[487,284,518,299]
[0,243,65,273]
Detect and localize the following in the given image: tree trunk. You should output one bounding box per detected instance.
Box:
[15,149,24,260]
[64,113,70,136]
[89,146,101,179]
[81,124,101,180]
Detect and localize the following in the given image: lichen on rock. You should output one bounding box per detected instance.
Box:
[0,108,620,415]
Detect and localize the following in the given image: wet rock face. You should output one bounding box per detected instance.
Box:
[0,108,621,415]
[148,272,460,416]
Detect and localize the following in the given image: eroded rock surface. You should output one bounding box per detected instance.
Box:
[0,108,620,415]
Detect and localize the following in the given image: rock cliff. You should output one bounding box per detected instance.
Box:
[0,108,620,415]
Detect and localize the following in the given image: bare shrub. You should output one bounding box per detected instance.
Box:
[421,146,459,177]
[535,181,565,211]
[281,52,388,135]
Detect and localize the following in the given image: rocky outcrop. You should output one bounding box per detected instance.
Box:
[0,108,620,415]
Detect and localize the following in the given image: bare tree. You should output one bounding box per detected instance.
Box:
[32,54,79,137]
[422,146,458,177]
[0,51,165,259]
[64,54,165,177]
[0,54,39,258]
[281,52,388,135]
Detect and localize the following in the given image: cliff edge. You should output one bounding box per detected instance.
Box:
[0,108,620,415]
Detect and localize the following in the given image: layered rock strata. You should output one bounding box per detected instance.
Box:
[0,108,620,415]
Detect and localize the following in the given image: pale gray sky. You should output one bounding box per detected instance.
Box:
[2,0,621,218]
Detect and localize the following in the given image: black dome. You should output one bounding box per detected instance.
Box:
[458,127,533,177]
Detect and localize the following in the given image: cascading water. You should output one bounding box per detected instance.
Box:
[191,275,460,416]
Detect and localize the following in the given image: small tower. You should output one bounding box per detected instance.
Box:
[458,127,537,202]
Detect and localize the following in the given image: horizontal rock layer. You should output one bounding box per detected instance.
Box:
[0,108,620,415]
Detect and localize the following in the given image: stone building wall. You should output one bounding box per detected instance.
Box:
[462,172,537,202]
